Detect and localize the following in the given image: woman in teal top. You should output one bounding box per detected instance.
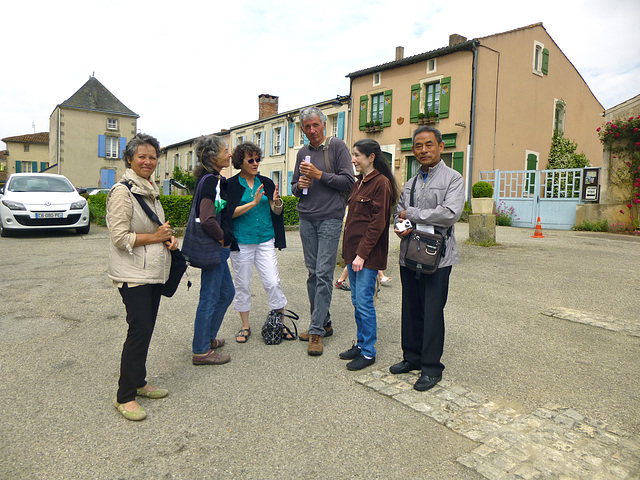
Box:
[227,142,288,343]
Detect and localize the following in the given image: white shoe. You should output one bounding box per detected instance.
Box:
[380,276,391,286]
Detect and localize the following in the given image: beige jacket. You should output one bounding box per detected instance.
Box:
[106,169,171,285]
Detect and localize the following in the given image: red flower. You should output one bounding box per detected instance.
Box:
[615,133,620,138]
[627,204,633,208]
[596,127,601,132]
[620,210,624,214]
[635,128,640,132]
[634,198,640,204]
[636,142,640,147]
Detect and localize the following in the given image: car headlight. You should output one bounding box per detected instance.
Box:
[1,199,26,210]
[70,199,87,210]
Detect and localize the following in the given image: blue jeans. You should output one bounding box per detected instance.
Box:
[193,247,235,354]
[347,265,378,358]
[299,218,343,336]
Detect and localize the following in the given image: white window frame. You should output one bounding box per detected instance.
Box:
[331,116,338,137]
[533,41,544,76]
[255,131,262,148]
[173,153,181,171]
[105,136,119,159]
[20,161,34,172]
[370,92,384,124]
[426,58,436,74]
[187,151,194,171]
[553,99,566,136]
[271,170,282,193]
[274,127,282,155]
[107,119,118,131]
[373,72,381,86]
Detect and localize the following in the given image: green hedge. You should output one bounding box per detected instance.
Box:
[87,194,301,228]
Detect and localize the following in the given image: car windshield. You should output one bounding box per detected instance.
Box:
[8,177,75,193]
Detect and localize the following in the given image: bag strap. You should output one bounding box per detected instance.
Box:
[279,309,299,339]
[121,181,162,227]
[323,136,333,173]
[407,175,453,238]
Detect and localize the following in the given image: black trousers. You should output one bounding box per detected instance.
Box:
[117,283,163,403]
[399,265,451,377]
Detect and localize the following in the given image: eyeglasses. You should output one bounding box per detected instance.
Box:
[246,157,261,164]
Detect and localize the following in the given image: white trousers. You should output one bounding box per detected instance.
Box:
[230,239,287,312]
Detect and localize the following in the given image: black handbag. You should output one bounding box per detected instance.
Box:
[261,310,299,345]
[122,182,189,297]
[180,174,222,269]
[401,176,450,278]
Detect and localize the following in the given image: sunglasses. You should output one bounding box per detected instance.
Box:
[246,157,261,165]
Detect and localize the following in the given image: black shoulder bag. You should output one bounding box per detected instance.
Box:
[402,175,451,278]
[121,182,189,297]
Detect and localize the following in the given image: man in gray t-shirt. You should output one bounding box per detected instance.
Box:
[291,106,355,356]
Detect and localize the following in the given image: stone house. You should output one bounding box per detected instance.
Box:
[48,76,139,189]
[1,132,50,176]
[347,23,604,198]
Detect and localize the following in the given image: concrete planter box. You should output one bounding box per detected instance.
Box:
[471,198,494,214]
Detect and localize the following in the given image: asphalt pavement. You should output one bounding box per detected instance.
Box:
[0,222,638,479]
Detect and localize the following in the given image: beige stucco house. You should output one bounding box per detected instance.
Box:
[347,23,604,198]
[228,94,350,195]
[1,132,50,176]
[49,76,139,189]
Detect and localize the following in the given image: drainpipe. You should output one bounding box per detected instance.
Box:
[57,107,61,175]
[466,41,479,201]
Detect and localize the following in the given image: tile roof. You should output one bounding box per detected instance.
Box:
[59,76,138,117]
[1,132,50,144]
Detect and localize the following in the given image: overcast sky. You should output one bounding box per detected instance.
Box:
[2,0,639,149]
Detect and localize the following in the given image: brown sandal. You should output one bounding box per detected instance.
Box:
[235,328,251,343]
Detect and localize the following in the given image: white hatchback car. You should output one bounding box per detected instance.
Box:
[0,173,91,237]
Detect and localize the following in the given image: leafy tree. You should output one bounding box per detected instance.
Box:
[172,166,196,194]
[547,133,590,169]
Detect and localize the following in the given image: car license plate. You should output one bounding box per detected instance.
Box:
[35,212,64,219]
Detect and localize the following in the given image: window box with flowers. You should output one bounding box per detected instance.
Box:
[417,111,438,125]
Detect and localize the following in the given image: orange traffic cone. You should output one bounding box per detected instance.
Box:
[531,217,544,238]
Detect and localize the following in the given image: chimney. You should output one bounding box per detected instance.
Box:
[449,34,467,46]
[258,94,279,119]
[395,46,404,61]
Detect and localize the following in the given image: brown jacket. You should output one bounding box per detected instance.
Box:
[342,170,393,271]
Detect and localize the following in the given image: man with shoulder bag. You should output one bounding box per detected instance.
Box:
[390,126,465,391]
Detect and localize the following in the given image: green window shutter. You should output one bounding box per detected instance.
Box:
[542,48,549,75]
[383,90,392,127]
[452,152,464,175]
[16,161,22,173]
[32,161,38,172]
[439,77,451,119]
[40,162,47,172]
[359,95,368,130]
[410,84,420,123]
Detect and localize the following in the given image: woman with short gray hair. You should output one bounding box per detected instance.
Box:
[188,134,235,366]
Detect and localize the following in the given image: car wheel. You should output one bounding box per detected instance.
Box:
[76,224,90,235]
[0,220,10,237]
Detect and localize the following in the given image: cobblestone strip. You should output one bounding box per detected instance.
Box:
[355,370,640,479]
[541,307,640,338]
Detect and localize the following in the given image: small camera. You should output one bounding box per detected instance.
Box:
[395,219,412,232]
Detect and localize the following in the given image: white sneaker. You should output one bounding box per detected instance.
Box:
[380,276,391,286]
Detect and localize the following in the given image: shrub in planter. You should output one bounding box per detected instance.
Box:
[471,181,493,198]
[471,181,494,214]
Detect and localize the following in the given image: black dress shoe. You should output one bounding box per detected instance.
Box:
[413,374,442,391]
[389,361,419,374]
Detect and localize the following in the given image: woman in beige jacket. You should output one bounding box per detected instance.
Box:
[107,133,178,421]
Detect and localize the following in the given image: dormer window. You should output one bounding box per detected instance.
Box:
[373,72,381,86]
[107,119,118,130]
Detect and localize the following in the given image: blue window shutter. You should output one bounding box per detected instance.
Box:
[281,125,287,154]
[337,111,345,140]
[40,162,47,172]
[287,171,293,195]
[269,130,274,156]
[98,135,106,157]
[100,169,109,187]
[108,170,116,187]
[16,161,22,173]
[32,161,37,172]
[288,122,295,147]
[119,137,127,159]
